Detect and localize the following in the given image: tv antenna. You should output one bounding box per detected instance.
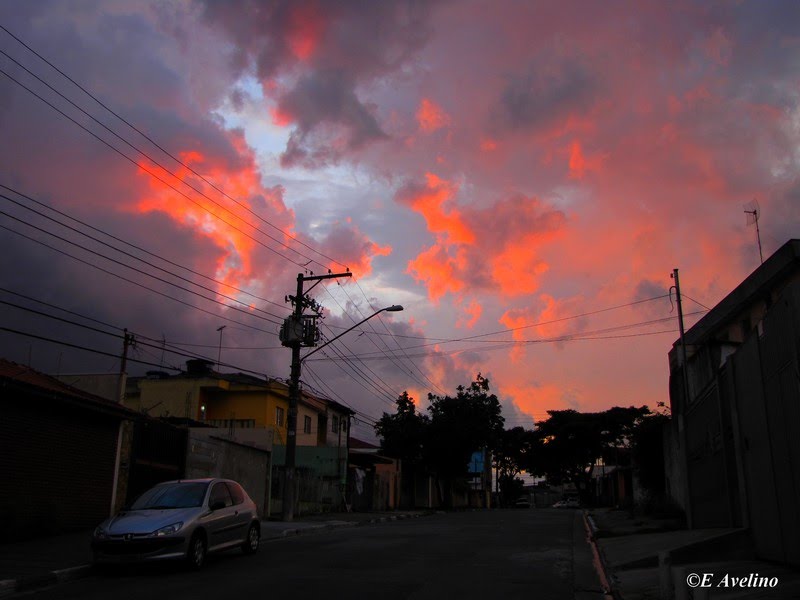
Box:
[744,199,763,264]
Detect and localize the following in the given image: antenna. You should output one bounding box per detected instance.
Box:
[744,198,763,264]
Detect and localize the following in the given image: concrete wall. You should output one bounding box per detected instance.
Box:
[185,429,271,517]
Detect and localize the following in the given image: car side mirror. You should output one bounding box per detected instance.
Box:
[210,501,226,511]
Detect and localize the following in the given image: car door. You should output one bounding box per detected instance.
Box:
[225,481,252,544]
[204,481,237,550]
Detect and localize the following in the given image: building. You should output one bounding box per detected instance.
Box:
[0,359,134,540]
[665,239,800,566]
[125,359,354,514]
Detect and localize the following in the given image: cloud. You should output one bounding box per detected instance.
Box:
[399,174,566,302]
[201,0,437,167]
[417,98,450,133]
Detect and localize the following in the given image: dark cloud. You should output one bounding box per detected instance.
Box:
[201,0,435,167]
[497,55,597,131]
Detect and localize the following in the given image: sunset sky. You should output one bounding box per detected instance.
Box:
[1,1,798,439]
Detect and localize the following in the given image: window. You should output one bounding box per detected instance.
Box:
[209,482,233,509]
[303,415,312,434]
[276,406,285,427]
[225,482,245,506]
[331,415,340,433]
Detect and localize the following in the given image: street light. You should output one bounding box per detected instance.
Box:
[301,305,404,362]
[282,303,403,521]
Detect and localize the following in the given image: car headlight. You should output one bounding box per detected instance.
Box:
[93,526,108,540]
[153,522,183,537]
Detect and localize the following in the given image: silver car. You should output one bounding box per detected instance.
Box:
[91,478,260,569]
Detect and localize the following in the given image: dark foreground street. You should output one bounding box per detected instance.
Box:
[21,509,603,600]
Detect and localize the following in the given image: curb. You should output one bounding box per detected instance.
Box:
[0,564,94,599]
[0,513,432,597]
[583,511,618,600]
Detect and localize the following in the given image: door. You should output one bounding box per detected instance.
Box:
[204,482,237,550]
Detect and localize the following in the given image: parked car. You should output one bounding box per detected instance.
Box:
[513,497,531,509]
[91,478,260,569]
[552,497,580,509]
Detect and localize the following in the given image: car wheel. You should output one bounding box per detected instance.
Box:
[186,532,207,570]
[242,523,260,555]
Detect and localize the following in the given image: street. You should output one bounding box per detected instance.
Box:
[22,509,602,600]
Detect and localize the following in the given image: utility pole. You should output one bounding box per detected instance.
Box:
[670,269,693,528]
[117,329,135,403]
[280,271,352,521]
[216,325,226,369]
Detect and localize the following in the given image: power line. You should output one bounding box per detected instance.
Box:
[320,283,434,395]
[1,190,285,323]
[0,288,278,379]
[0,65,329,272]
[0,325,178,371]
[0,223,276,334]
[0,183,289,312]
[0,32,345,271]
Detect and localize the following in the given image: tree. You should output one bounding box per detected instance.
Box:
[374,391,429,467]
[526,406,650,500]
[424,374,505,505]
[493,426,534,506]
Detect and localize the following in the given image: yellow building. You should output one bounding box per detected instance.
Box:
[124,359,352,451]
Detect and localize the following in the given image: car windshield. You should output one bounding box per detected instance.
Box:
[130,482,209,510]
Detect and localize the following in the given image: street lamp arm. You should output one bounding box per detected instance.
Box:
[301,305,403,362]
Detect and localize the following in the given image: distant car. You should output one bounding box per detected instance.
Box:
[91,478,261,569]
[514,497,531,509]
[552,497,580,509]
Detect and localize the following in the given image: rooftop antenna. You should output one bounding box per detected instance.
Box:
[744,198,763,264]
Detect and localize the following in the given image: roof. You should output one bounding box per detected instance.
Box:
[349,437,380,450]
[677,239,800,347]
[0,358,136,419]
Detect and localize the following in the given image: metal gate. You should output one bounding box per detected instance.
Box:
[126,418,187,503]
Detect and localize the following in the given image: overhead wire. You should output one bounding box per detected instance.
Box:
[0,289,278,379]
[0,223,275,334]
[0,183,289,313]
[0,24,345,269]
[0,189,285,323]
[0,37,343,272]
[319,282,434,396]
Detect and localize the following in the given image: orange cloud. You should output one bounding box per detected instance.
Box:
[417,98,450,133]
[405,173,474,244]
[503,383,576,421]
[455,299,483,329]
[286,4,325,60]
[135,147,286,294]
[402,174,566,302]
[270,106,294,127]
[568,140,604,179]
[407,245,465,301]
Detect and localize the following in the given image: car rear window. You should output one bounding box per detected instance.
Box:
[226,482,245,505]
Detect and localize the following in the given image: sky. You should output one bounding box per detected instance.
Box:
[1,1,798,440]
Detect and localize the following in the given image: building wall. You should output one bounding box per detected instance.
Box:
[207,391,270,426]
[731,282,800,565]
[132,378,226,420]
[669,273,800,566]
[185,429,271,516]
[0,396,122,540]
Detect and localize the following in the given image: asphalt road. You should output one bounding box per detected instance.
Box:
[23,509,602,600]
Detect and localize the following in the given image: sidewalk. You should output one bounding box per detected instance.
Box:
[588,508,800,600]
[0,510,430,598]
